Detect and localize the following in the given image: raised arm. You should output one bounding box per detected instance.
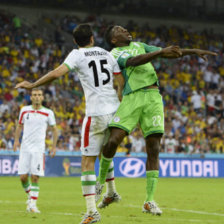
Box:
[126,46,182,67]
[181,49,217,60]
[15,64,69,89]
[156,48,217,59]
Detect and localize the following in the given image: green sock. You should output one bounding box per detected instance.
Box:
[98,154,112,185]
[21,180,30,193]
[145,170,159,202]
[22,180,30,188]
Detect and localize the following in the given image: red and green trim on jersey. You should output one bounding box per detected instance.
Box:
[19,110,49,124]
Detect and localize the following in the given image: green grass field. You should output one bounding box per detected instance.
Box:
[0,177,223,224]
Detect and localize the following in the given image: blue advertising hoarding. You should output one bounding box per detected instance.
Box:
[0,155,81,177]
[0,155,224,178]
[104,157,224,178]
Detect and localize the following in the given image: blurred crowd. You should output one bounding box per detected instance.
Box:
[1,0,224,22]
[0,10,224,155]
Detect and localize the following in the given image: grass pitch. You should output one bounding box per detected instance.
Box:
[0,177,223,224]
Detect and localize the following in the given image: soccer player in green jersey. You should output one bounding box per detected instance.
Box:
[97,25,217,214]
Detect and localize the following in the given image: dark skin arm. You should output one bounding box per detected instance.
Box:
[126,45,182,67]
[126,46,217,67]
[181,49,217,60]
[161,49,217,60]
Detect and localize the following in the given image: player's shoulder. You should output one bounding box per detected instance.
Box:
[93,46,109,53]
[40,106,54,114]
[68,48,80,56]
[20,105,32,111]
[110,47,124,58]
[131,41,144,48]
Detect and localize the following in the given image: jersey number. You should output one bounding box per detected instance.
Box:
[152,115,162,127]
[88,60,110,87]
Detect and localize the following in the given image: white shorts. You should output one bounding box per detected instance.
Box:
[80,113,114,156]
[18,151,45,176]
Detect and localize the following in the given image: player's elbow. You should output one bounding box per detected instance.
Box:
[126,58,138,67]
[51,126,58,134]
[51,70,60,79]
[126,57,144,67]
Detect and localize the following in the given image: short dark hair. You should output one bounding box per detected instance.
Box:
[32,87,43,92]
[72,24,93,47]
[104,25,115,49]
[31,88,43,95]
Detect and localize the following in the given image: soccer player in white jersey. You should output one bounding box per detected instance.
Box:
[15,24,124,224]
[13,88,58,213]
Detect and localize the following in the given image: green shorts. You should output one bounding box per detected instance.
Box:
[109,88,164,138]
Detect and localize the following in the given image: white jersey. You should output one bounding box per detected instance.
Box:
[63,46,121,116]
[18,105,56,152]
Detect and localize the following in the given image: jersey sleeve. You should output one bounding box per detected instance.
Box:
[48,110,56,126]
[18,107,25,125]
[142,43,162,53]
[111,49,133,68]
[63,50,79,71]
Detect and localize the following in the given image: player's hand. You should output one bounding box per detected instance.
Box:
[193,49,218,61]
[15,81,33,89]
[13,141,20,152]
[49,148,56,158]
[161,46,182,58]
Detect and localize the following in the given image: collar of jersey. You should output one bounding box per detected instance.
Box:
[118,42,132,50]
[31,105,43,110]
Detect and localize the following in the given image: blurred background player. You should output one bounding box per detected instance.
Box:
[97,25,217,215]
[15,24,124,224]
[13,88,58,213]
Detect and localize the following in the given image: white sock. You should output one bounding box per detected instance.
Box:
[86,195,97,215]
[106,180,116,197]
[81,171,97,215]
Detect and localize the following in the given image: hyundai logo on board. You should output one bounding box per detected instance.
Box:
[119,158,145,177]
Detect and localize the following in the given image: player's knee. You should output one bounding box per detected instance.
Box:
[20,175,28,183]
[31,175,39,183]
[147,145,160,160]
[81,156,95,171]
[103,137,119,158]
[108,137,120,150]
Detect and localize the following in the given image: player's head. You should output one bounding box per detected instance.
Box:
[72,24,94,47]
[31,88,44,106]
[105,25,132,48]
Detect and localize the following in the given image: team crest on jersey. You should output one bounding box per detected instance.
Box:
[121,52,130,58]
[113,116,120,123]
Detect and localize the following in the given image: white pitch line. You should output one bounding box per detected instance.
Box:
[164,207,224,217]
[1,200,224,219]
[0,209,213,223]
[119,204,224,217]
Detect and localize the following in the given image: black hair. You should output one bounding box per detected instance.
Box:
[104,25,115,49]
[72,24,93,47]
[31,87,43,93]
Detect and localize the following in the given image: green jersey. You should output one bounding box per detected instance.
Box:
[111,42,161,95]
